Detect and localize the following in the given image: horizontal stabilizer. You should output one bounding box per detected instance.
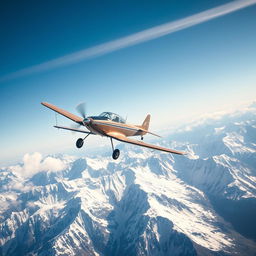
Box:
[139,128,161,138]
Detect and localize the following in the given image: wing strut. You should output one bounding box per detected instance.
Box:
[55,112,58,126]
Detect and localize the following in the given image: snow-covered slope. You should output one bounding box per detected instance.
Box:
[0,107,256,256]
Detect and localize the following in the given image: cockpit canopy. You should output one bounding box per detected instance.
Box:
[99,112,126,123]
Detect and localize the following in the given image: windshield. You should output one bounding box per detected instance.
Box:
[100,112,111,118]
[99,112,125,123]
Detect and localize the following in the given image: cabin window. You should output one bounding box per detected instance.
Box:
[112,115,119,122]
[99,112,125,123]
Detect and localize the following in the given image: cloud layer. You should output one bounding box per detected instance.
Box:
[1,0,256,82]
[9,152,67,178]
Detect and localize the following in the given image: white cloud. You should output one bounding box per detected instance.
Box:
[41,156,66,172]
[0,0,255,82]
[22,152,43,176]
[9,152,67,178]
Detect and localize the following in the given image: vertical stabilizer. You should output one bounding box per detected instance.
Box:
[141,114,151,131]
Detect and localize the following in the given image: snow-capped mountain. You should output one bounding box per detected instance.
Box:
[0,106,256,256]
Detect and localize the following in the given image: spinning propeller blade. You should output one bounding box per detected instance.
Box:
[76,102,86,119]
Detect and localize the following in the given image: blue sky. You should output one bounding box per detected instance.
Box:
[0,0,256,164]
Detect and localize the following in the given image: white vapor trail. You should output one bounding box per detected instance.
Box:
[1,0,256,82]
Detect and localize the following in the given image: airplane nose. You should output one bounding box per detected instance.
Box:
[83,118,91,124]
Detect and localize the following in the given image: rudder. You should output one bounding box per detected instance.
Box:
[141,114,150,131]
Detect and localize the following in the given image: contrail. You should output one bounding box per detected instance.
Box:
[1,0,256,83]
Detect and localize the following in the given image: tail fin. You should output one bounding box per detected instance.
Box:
[141,114,150,131]
[138,114,161,138]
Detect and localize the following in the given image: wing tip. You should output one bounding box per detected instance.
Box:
[41,102,50,107]
[171,149,187,155]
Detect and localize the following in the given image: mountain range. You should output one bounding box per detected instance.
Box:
[0,105,256,256]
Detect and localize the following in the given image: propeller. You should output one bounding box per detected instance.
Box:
[75,102,91,127]
[76,102,86,119]
[68,102,89,134]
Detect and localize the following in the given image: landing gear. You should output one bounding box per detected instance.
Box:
[110,138,120,160]
[141,136,144,140]
[112,149,120,160]
[76,133,91,149]
[76,138,84,148]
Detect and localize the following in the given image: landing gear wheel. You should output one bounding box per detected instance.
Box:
[112,149,120,160]
[76,138,84,148]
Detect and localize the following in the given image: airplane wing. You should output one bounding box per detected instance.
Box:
[54,125,95,134]
[106,132,185,155]
[41,102,83,124]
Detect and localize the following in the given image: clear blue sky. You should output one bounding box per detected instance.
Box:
[0,0,256,164]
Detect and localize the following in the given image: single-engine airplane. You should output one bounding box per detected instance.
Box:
[41,102,185,159]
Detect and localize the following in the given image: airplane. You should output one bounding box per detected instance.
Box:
[41,102,186,160]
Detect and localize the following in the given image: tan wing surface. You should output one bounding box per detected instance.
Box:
[41,102,83,124]
[107,132,185,155]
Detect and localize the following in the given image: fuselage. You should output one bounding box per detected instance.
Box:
[85,118,144,137]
